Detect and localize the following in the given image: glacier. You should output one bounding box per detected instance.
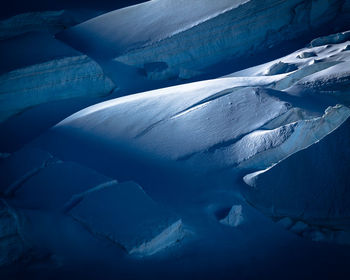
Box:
[0,2,350,280]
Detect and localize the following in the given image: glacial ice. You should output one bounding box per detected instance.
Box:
[0,54,115,122]
[0,12,116,122]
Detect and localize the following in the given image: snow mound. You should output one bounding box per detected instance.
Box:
[69,181,184,256]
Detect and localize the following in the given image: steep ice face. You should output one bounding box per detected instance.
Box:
[0,55,115,122]
[0,11,116,123]
[58,0,348,90]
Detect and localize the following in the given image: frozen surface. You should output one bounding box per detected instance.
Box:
[69,181,184,256]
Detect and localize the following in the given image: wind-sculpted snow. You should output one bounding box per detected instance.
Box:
[53,80,291,164]
[184,105,350,172]
[58,0,349,90]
